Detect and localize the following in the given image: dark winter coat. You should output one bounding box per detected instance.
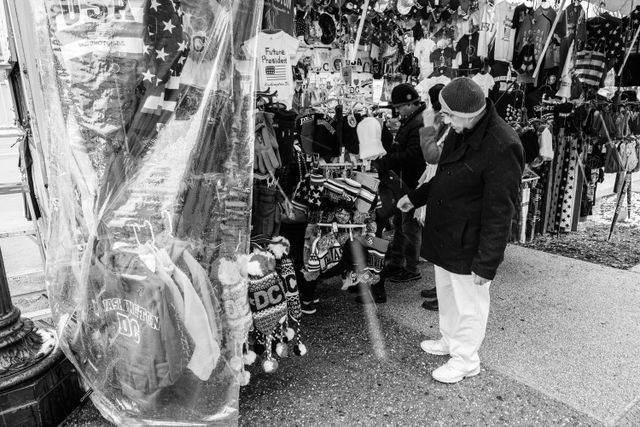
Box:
[407,100,524,280]
[374,104,427,190]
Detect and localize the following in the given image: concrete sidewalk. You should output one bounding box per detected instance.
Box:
[597,173,640,201]
[385,245,640,426]
[61,244,640,426]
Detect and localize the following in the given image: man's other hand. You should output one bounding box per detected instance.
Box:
[472,272,490,286]
[397,195,414,212]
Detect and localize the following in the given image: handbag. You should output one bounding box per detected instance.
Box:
[600,110,624,174]
[603,142,624,173]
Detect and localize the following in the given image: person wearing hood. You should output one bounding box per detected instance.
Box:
[416,83,449,311]
[397,77,524,384]
[373,83,427,284]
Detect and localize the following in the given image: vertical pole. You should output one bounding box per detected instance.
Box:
[520,186,531,243]
[350,0,370,62]
[0,246,19,323]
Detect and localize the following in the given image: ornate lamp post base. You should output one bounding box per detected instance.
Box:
[0,248,83,426]
[0,307,56,390]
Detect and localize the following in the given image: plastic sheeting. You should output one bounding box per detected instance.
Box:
[583,0,636,16]
[28,0,262,424]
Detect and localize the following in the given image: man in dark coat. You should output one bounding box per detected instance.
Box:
[397,77,524,384]
[374,83,427,283]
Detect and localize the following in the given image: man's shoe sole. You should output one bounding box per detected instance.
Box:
[420,289,437,298]
[421,300,439,311]
[420,341,449,355]
[432,366,480,384]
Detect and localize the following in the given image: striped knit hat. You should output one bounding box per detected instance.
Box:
[439,77,486,118]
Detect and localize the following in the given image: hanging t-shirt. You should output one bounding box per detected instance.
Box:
[574,49,607,87]
[494,1,518,62]
[586,16,625,61]
[620,6,640,85]
[495,91,525,123]
[489,61,517,98]
[456,33,482,72]
[556,4,586,74]
[622,6,640,55]
[557,4,587,49]
[620,55,640,86]
[477,3,497,58]
[415,75,452,100]
[532,6,557,69]
[262,0,296,35]
[513,4,534,61]
[472,73,495,97]
[414,38,437,79]
[245,31,299,109]
[430,47,457,69]
[455,7,482,41]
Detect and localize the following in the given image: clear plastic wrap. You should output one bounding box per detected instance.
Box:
[29,0,263,424]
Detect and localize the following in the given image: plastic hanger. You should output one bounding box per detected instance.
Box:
[235,230,244,253]
[130,224,142,247]
[144,220,156,245]
[162,210,174,238]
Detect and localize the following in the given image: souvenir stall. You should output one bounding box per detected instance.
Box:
[247,0,640,335]
[5,0,640,424]
[248,0,405,333]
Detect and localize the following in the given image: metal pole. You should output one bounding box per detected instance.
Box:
[0,246,56,391]
[0,246,20,325]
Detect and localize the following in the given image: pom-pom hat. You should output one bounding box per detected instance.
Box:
[439,77,487,118]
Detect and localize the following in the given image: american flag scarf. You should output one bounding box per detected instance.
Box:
[127,0,191,157]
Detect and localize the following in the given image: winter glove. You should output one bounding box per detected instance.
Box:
[255,112,281,175]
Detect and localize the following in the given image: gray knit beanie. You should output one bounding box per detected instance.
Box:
[439,77,486,118]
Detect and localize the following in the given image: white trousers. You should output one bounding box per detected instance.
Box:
[434,265,491,371]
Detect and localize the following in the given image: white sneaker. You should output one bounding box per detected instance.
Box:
[419,339,449,356]
[431,363,481,384]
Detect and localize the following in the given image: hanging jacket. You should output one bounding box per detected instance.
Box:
[92,251,192,406]
[154,247,219,381]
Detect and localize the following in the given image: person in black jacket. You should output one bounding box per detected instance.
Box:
[374,83,427,283]
[397,78,524,384]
